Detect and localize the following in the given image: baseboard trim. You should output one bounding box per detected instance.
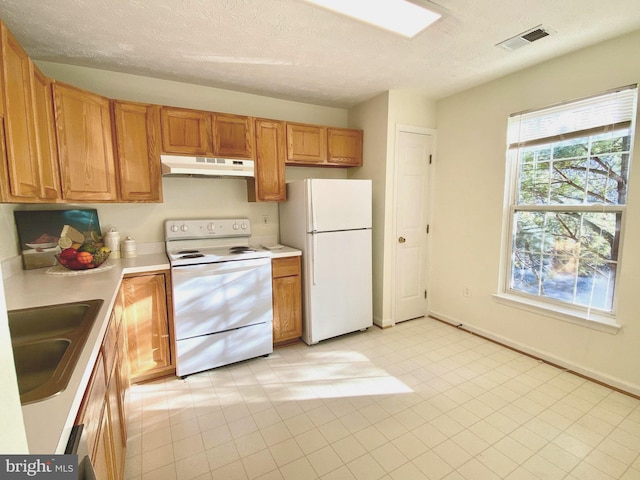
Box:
[428,311,640,400]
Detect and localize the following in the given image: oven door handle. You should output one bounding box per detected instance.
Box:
[172,258,270,277]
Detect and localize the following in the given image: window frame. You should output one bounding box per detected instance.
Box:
[496,86,637,333]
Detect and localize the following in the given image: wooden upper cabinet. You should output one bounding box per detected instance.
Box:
[112,101,162,202]
[286,122,327,165]
[0,22,41,201]
[213,113,254,159]
[160,106,212,155]
[249,118,286,202]
[29,61,61,200]
[328,128,363,166]
[53,82,117,202]
[285,122,364,167]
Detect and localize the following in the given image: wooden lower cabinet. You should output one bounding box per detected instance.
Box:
[92,407,114,480]
[76,270,173,480]
[123,270,174,382]
[77,318,127,479]
[78,353,106,468]
[91,366,124,480]
[271,256,302,345]
[107,357,125,480]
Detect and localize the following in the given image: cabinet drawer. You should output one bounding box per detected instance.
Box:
[272,256,300,278]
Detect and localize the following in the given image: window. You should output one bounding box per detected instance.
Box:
[501,85,637,324]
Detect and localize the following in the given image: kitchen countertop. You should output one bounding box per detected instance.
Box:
[256,244,302,258]
[3,246,300,455]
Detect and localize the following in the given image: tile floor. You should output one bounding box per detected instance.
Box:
[123,317,640,480]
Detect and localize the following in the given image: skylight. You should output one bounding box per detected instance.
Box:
[303,0,442,38]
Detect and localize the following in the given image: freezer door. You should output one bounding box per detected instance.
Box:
[308,179,372,232]
[303,228,373,344]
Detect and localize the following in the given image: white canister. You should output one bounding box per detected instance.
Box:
[104,227,121,258]
[121,236,137,258]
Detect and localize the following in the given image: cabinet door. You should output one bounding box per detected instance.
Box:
[53,82,117,201]
[116,338,129,443]
[272,257,302,345]
[124,272,174,382]
[29,61,61,200]
[76,352,107,462]
[115,287,130,440]
[213,113,254,159]
[249,118,286,202]
[285,123,327,165]
[93,405,116,480]
[0,22,39,200]
[328,128,363,166]
[112,101,162,202]
[107,359,125,480]
[160,107,212,155]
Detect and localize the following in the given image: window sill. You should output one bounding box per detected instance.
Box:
[492,293,622,335]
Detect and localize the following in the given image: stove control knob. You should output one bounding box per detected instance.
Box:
[241,223,248,230]
[233,223,239,230]
[207,223,215,231]
[170,224,179,232]
[180,224,189,232]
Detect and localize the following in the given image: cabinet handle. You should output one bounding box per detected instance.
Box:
[398,236,406,244]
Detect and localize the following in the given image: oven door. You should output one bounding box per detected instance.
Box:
[171,257,273,340]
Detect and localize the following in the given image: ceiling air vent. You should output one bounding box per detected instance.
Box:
[497,25,553,51]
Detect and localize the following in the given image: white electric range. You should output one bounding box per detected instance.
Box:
[165,218,273,377]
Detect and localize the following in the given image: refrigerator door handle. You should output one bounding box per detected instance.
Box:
[309,180,317,232]
[311,231,317,285]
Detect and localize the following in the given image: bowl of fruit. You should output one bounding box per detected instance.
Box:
[56,242,111,270]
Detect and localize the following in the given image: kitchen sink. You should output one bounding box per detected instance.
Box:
[8,299,103,405]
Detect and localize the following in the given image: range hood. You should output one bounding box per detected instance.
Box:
[161,155,254,178]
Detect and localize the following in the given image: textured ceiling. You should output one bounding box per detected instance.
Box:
[1,0,639,108]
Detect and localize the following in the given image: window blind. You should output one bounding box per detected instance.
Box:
[508,84,637,148]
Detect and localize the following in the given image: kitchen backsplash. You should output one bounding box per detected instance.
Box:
[0,165,346,271]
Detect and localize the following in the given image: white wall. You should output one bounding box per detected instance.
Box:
[37,62,348,125]
[386,91,437,326]
[0,64,351,262]
[349,90,437,327]
[432,29,640,394]
[348,92,389,325]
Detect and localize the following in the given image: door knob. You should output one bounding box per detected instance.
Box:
[398,236,406,243]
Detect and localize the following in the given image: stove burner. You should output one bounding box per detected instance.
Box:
[229,246,256,253]
[179,253,205,259]
[178,249,200,254]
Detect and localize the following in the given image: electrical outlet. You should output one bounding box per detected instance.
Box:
[463,287,472,298]
[262,215,269,225]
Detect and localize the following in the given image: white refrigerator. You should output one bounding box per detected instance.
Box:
[279,179,373,345]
